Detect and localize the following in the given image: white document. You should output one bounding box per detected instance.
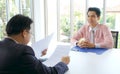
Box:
[43,44,70,66]
[31,33,54,58]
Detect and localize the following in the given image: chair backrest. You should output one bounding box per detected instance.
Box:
[111,31,119,48]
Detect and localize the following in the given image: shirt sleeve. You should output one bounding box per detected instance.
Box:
[95,44,100,48]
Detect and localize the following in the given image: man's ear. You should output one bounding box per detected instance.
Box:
[22,30,27,38]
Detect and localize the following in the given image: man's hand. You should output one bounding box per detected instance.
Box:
[41,49,47,56]
[80,42,95,48]
[77,38,87,47]
[77,38,95,48]
[61,56,70,65]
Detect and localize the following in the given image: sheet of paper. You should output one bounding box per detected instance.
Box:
[43,44,70,66]
[31,33,54,58]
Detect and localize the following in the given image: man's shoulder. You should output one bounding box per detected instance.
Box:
[3,38,34,54]
[98,24,108,27]
[17,44,34,53]
[98,24,109,29]
[80,24,89,29]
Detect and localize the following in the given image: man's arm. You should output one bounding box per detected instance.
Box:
[96,25,114,49]
[20,46,69,74]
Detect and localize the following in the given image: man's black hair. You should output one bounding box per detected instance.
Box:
[87,7,101,17]
[6,14,33,36]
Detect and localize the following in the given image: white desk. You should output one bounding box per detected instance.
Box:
[43,44,120,74]
[66,49,120,74]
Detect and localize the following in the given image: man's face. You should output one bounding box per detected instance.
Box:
[87,11,100,25]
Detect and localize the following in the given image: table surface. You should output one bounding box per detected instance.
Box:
[43,44,120,74]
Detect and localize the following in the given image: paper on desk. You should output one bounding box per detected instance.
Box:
[31,33,54,58]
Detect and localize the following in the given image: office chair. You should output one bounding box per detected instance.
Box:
[111,31,119,48]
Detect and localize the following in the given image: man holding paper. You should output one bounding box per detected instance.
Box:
[0,14,70,74]
[31,33,54,59]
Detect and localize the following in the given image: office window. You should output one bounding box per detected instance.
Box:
[59,0,86,42]
[106,0,120,30]
[0,0,33,40]
[59,0,70,42]
[106,0,120,48]
[88,0,103,8]
[47,0,57,35]
[20,0,32,17]
[0,0,6,40]
[72,0,86,35]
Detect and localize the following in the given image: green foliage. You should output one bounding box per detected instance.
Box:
[0,0,6,40]
[99,12,115,29]
[74,11,83,31]
[60,11,83,37]
[0,0,32,40]
[60,15,70,36]
[106,14,115,29]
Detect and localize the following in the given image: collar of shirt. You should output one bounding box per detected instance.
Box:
[89,24,98,32]
[7,37,19,44]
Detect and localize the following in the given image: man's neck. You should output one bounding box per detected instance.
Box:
[89,23,98,28]
[8,35,23,44]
